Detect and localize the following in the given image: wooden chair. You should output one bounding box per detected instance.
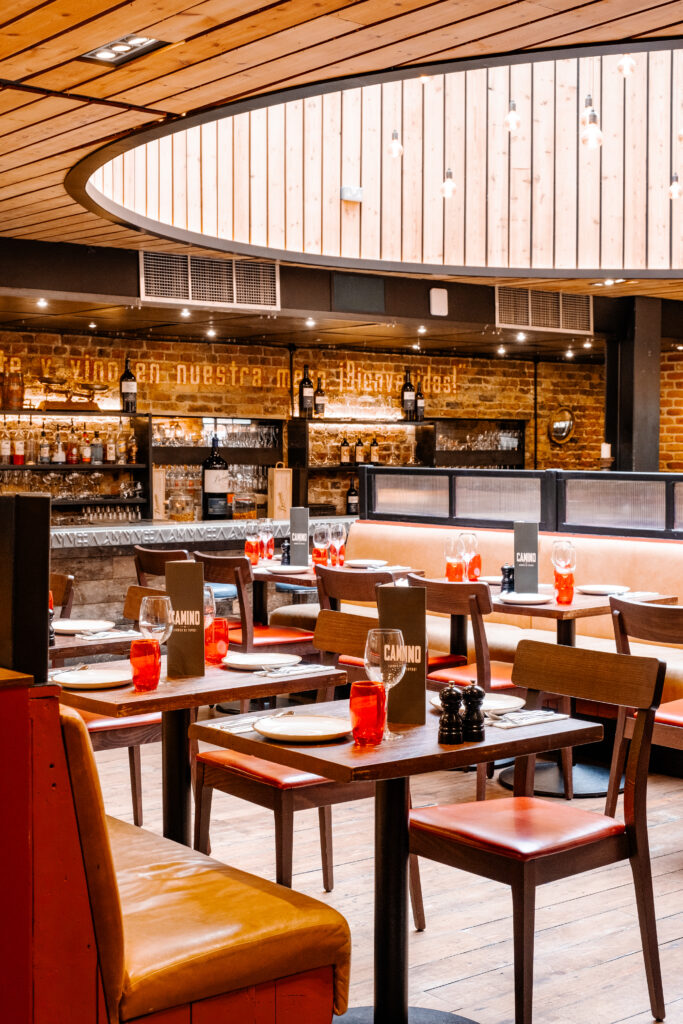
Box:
[606,596,683,816]
[133,544,191,585]
[195,551,315,656]
[410,640,666,1024]
[49,571,74,618]
[71,584,165,826]
[193,607,425,929]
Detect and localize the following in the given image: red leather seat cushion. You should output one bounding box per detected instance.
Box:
[427,660,515,691]
[229,624,315,645]
[340,653,466,670]
[654,699,683,728]
[198,749,329,789]
[77,710,161,732]
[410,797,625,862]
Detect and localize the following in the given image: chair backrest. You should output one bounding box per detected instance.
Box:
[512,639,665,823]
[123,584,166,625]
[610,595,683,653]
[194,552,254,647]
[50,571,74,618]
[407,574,494,688]
[313,609,379,661]
[316,565,394,610]
[59,707,125,1024]
[133,545,191,586]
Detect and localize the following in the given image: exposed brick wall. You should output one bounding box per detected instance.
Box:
[535,362,605,470]
[660,351,683,471]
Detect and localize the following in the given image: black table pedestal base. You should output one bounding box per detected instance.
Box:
[338,1007,478,1023]
[498,760,622,798]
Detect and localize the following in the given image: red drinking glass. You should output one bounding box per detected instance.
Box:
[350,680,386,746]
[467,552,482,581]
[266,536,275,559]
[130,638,161,692]
[205,617,230,665]
[312,545,329,566]
[554,570,574,605]
[330,543,346,566]
[244,538,259,566]
[445,558,465,582]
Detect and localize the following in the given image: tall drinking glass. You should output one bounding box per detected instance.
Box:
[312,524,331,566]
[551,540,576,605]
[363,628,407,743]
[259,517,275,559]
[245,522,260,565]
[203,585,216,630]
[445,535,466,581]
[459,532,481,581]
[329,522,347,566]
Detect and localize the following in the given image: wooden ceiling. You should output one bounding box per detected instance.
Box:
[0,0,682,298]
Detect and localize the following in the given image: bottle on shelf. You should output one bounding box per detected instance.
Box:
[354,437,365,463]
[80,426,91,464]
[39,421,51,464]
[415,380,425,421]
[298,364,314,419]
[340,436,351,464]
[314,377,326,416]
[25,417,36,466]
[6,370,24,410]
[401,369,416,421]
[105,428,116,464]
[91,430,103,465]
[11,421,26,466]
[369,437,380,464]
[346,477,360,516]
[116,419,128,465]
[127,432,138,464]
[119,356,137,413]
[0,417,11,463]
[52,424,66,464]
[202,433,230,520]
[66,421,79,464]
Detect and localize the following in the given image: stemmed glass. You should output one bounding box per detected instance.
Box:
[329,522,347,566]
[551,540,576,605]
[139,595,174,643]
[203,585,216,630]
[258,517,274,559]
[459,531,481,580]
[312,524,331,565]
[364,628,407,743]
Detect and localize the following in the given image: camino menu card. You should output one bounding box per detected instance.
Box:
[290,507,309,566]
[165,560,205,678]
[514,521,539,593]
[377,584,426,725]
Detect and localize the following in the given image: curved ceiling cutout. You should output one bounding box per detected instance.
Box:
[78,44,683,277]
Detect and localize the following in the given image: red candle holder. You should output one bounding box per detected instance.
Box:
[205,617,230,665]
[130,638,161,692]
[350,680,386,746]
[554,570,574,605]
[312,546,329,566]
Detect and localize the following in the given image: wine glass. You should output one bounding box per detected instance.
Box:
[445,535,467,581]
[258,517,274,559]
[312,523,331,565]
[139,595,174,643]
[203,585,216,631]
[329,522,347,566]
[364,628,407,743]
[458,531,481,580]
[551,539,576,573]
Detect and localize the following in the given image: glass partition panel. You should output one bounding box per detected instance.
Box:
[564,478,666,531]
[674,483,683,531]
[455,475,541,522]
[373,472,450,518]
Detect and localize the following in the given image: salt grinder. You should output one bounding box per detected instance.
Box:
[437,685,463,745]
[501,563,515,593]
[462,683,486,742]
[280,538,291,565]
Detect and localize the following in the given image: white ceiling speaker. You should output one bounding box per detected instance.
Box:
[429,288,448,316]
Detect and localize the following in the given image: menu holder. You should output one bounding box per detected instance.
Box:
[165,561,205,678]
[290,507,309,566]
[514,521,539,593]
[377,584,426,725]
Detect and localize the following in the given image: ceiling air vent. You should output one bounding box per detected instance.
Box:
[496,286,592,335]
[140,252,280,310]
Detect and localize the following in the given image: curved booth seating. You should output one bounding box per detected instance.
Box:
[59,705,351,1023]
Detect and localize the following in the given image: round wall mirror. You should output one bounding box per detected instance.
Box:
[548,408,575,444]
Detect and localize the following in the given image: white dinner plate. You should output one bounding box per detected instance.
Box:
[267,565,310,575]
[498,592,553,605]
[53,619,115,634]
[430,692,526,714]
[480,576,502,585]
[222,652,302,670]
[345,558,388,568]
[576,584,630,596]
[52,667,133,689]
[254,714,352,743]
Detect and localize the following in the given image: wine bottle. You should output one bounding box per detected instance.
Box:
[354,437,365,463]
[415,380,425,421]
[52,426,66,464]
[298,364,314,418]
[104,430,116,464]
[340,436,351,464]
[81,426,91,464]
[0,417,9,464]
[25,416,36,466]
[401,369,416,421]
[91,430,103,465]
[11,422,25,466]
[66,421,79,464]
[346,477,360,516]
[39,421,50,464]
[202,434,230,520]
[119,356,137,413]
[369,437,380,463]
[314,377,326,416]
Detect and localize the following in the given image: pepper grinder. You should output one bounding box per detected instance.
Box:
[462,683,486,742]
[501,563,515,593]
[280,538,291,565]
[437,685,463,745]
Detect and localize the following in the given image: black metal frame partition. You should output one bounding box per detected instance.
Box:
[358,466,683,540]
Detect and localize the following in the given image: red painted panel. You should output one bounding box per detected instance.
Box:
[192,983,275,1024]
[275,968,334,1024]
[130,1006,191,1023]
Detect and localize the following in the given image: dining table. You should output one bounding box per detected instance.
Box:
[56,658,346,846]
[190,696,603,1024]
[49,630,142,664]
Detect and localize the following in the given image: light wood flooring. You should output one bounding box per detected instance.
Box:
[95,728,683,1024]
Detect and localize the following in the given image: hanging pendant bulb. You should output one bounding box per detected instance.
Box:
[581,109,603,149]
[670,173,682,201]
[504,99,521,135]
[389,128,403,159]
[580,93,594,128]
[440,168,455,199]
[617,54,636,77]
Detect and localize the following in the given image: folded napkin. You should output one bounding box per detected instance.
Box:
[75,629,142,640]
[488,710,569,730]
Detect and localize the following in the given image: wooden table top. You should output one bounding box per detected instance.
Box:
[56,660,346,717]
[489,587,677,621]
[49,632,140,662]
[252,562,419,587]
[189,698,603,784]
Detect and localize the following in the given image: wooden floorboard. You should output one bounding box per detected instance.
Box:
[93,716,683,1023]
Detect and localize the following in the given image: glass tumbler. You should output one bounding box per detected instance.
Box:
[205,616,230,665]
[130,638,162,692]
[350,680,386,746]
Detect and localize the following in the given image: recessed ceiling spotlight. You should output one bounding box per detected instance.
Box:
[88,322,97,329]
[583,339,593,349]
[36,298,47,308]
[497,345,506,355]
[80,34,167,66]
[566,348,574,359]
[614,278,626,284]
[206,328,216,338]
[181,308,190,318]
[419,75,431,84]
[412,342,421,350]
[516,332,526,341]
[604,278,615,286]
[305,317,316,327]
[417,325,426,334]
[677,345,683,352]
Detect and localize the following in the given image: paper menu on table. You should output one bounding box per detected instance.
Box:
[165,560,205,678]
[377,584,426,725]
